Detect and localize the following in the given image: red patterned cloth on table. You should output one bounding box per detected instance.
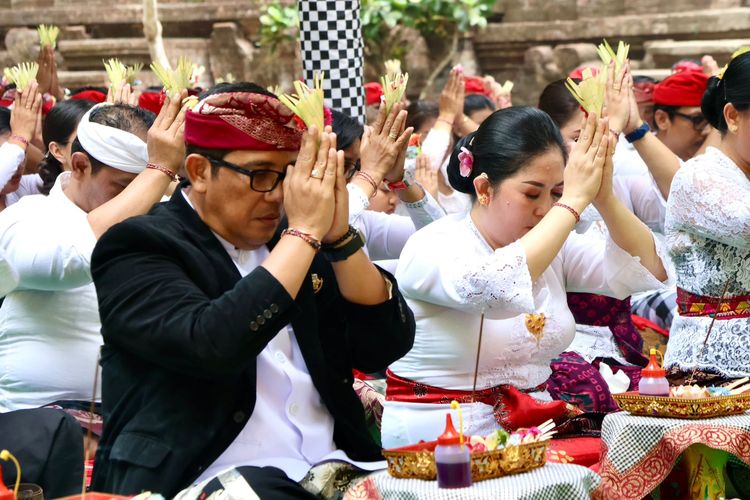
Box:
[548,437,602,468]
[385,369,577,432]
[594,412,750,500]
[547,294,648,413]
[676,287,750,319]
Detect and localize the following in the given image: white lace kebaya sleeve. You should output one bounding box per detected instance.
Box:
[666,151,750,250]
[403,189,446,230]
[396,218,536,319]
[561,229,670,299]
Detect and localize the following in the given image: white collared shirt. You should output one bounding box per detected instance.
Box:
[0,172,101,411]
[180,190,384,482]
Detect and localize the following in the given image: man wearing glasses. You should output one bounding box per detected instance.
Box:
[89,83,415,498]
[651,69,712,162]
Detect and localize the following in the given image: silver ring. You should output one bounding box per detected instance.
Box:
[311,169,323,179]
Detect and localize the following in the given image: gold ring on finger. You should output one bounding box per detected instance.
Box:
[388,133,398,140]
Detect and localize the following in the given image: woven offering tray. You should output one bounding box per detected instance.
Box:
[382,439,549,482]
[613,391,750,419]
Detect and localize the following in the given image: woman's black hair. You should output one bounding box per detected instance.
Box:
[405,100,439,133]
[331,109,364,151]
[464,94,496,118]
[537,78,581,128]
[447,106,567,198]
[0,108,10,135]
[70,104,156,175]
[38,99,96,194]
[702,51,750,134]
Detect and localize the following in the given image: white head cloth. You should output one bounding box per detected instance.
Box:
[76,103,149,174]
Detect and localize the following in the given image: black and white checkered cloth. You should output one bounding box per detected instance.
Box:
[299,0,365,123]
[631,287,677,331]
[345,464,601,500]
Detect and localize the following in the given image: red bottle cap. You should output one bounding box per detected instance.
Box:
[641,347,666,377]
[0,464,13,500]
[437,414,461,445]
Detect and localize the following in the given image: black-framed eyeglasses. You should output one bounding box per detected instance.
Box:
[344,158,361,180]
[204,156,286,193]
[672,111,708,131]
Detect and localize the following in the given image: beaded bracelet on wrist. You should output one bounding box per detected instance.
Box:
[146,162,177,181]
[9,134,29,148]
[552,202,581,224]
[281,228,322,252]
[355,171,379,198]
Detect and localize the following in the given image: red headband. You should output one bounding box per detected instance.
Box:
[464,76,491,96]
[70,90,107,103]
[185,92,303,151]
[653,70,709,107]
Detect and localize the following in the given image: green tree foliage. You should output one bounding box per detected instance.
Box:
[260,0,494,56]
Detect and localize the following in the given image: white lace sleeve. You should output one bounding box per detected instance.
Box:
[396,227,535,319]
[666,152,750,250]
[453,240,536,317]
[403,189,446,230]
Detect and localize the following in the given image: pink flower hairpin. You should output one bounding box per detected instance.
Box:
[458,147,474,177]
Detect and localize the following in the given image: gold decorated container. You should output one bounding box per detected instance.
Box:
[382,440,549,482]
[613,391,750,419]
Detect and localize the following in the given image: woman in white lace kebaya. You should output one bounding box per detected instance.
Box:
[664,51,750,382]
[381,106,669,449]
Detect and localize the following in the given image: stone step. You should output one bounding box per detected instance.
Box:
[478,7,750,46]
[0,2,260,40]
[642,38,750,68]
[58,37,210,71]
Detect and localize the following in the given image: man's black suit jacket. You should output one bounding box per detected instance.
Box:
[89,189,415,497]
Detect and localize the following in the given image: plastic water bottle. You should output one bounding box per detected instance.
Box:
[638,347,670,396]
[434,414,472,489]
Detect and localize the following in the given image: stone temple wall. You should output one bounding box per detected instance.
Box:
[480,0,750,104]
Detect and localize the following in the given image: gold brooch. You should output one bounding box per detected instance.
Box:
[311,273,323,294]
[524,313,546,345]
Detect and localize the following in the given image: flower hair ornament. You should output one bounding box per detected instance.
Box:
[458,137,476,178]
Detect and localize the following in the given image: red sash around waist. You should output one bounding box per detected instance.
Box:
[676,287,750,320]
[385,369,577,431]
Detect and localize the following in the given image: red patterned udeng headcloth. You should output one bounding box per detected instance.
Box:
[185,92,303,151]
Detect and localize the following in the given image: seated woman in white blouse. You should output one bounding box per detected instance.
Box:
[381,106,669,448]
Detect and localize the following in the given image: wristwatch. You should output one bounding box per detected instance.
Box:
[386,168,415,191]
[323,229,366,262]
[625,121,650,143]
